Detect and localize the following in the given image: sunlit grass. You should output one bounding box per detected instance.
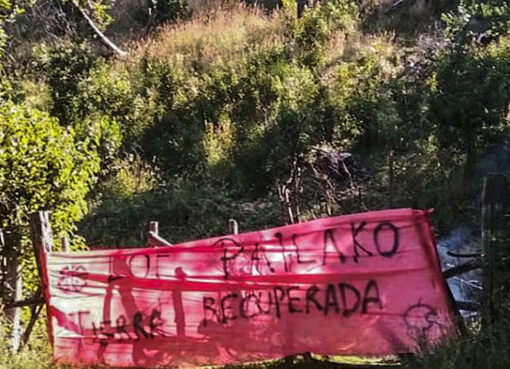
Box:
[131,3,286,69]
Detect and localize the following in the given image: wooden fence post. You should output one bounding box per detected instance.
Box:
[1,228,23,352]
[0,229,4,285]
[25,211,53,349]
[147,220,183,336]
[147,221,172,247]
[481,174,507,327]
[9,256,22,352]
[149,221,159,235]
[20,220,59,351]
[29,211,53,271]
[228,219,239,235]
[297,0,306,18]
[61,236,70,253]
[29,211,53,289]
[388,150,394,208]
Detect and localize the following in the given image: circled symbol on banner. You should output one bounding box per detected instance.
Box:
[57,265,88,293]
[403,300,439,338]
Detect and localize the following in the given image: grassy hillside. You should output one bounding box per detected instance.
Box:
[74,1,484,245]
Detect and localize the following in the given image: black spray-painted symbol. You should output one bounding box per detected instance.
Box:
[57,265,89,293]
[403,301,439,337]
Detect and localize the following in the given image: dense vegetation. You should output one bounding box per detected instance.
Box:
[1,0,510,368]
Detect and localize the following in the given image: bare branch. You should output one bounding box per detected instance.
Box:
[3,295,44,309]
[71,1,127,57]
[443,259,482,279]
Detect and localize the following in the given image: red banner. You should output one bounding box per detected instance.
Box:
[43,208,455,367]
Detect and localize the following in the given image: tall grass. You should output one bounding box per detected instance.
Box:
[132,3,286,69]
[401,320,510,369]
[0,313,52,369]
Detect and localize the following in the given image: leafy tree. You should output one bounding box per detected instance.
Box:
[34,43,100,124]
[0,0,119,57]
[0,101,101,301]
[429,40,510,179]
[149,0,191,24]
[443,0,510,46]
[0,0,36,97]
[0,1,35,53]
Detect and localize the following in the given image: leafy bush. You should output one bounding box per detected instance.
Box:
[156,0,191,22]
[34,43,123,172]
[80,180,281,246]
[0,101,101,301]
[329,36,402,150]
[444,0,510,46]
[0,314,52,369]
[291,0,359,67]
[99,155,159,200]
[34,43,100,124]
[429,38,510,179]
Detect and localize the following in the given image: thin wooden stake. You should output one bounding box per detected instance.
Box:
[147,221,172,247]
[18,300,43,353]
[61,236,70,253]
[1,228,23,352]
[228,219,239,235]
[0,229,4,285]
[149,221,159,235]
[8,260,22,352]
[0,228,5,295]
[146,220,184,336]
[388,150,394,208]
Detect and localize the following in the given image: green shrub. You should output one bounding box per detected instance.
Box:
[429,38,510,179]
[292,0,359,67]
[80,180,281,246]
[33,44,124,173]
[0,314,52,369]
[34,43,100,124]
[444,0,510,46]
[99,155,159,200]
[0,101,101,301]
[329,37,402,150]
[151,0,192,24]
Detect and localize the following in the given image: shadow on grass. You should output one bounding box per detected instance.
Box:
[220,354,398,369]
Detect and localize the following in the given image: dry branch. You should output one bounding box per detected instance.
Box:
[71,1,128,57]
[443,259,482,279]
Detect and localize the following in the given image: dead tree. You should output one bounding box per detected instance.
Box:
[277,155,303,225]
[310,148,369,215]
